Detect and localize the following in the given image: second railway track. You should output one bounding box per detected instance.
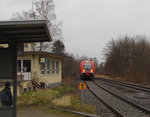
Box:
[96,78,150,93]
[85,80,150,117]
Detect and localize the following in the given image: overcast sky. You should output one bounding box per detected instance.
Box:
[0,0,150,62]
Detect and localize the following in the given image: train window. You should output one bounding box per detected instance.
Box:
[84,63,92,70]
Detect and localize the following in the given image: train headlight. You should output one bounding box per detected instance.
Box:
[90,70,93,72]
[83,70,85,72]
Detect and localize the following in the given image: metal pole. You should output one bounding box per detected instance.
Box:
[13,44,17,117]
[9,43,17,117]
[81,90,83,104]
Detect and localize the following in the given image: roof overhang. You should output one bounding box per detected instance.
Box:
[24,51,72,60]
[0,20,52,44]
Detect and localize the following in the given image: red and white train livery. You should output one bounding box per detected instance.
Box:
[80,61,95,80]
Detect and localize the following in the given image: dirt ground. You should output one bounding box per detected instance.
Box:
[17,106,82,117]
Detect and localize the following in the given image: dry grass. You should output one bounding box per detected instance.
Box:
[52,95,71,107]
[52,93,96,114]
[95,75,124,80]
[70,95,96,114]
[17,75,96,114]
[17,86,77,106]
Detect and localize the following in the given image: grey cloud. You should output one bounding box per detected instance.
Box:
[1,0,150,62]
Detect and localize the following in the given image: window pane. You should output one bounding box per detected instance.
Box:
[56,61,59,74]
[40,64,45,74]
[23,60,31,72]
[52,61,55,75]
[47,60,50,74]
[49,60,52,75]
[17,60,21,72]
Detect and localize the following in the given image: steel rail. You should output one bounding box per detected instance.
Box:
[93,80,150,115]
[85,81,123,117]
[97,78,150,93]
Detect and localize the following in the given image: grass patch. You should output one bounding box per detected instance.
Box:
[52,94,96,114]
[18,86,96,114]
[70,95,96,114]
[52,86,77,97]
[18,76,96,114]
[17,86,77,106]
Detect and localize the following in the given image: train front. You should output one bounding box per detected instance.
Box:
[80,61,95,80]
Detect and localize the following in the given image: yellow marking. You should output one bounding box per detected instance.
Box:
[79,83,87,90]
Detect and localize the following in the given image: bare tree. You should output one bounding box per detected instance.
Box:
[103,35,150,84]
[11,0,63,52]
[62,54,91,77]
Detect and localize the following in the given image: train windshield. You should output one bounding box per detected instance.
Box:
[84,63,92,70]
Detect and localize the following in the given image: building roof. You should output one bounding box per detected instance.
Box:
[0,20,52,44]
[24,51,72,60]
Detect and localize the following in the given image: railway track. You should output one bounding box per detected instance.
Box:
[85,81,121,117]
[96,78,150,93]
[85,80,150,117]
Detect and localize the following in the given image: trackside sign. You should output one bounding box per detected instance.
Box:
[78,82,87,90]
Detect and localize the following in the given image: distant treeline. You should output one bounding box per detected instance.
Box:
[62,55,89,77]
[101,35,150,84]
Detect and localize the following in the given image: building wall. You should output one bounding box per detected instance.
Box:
[34,54,62,86]
[17,54,62,87]
[0,44,8,48]
[24,43,32,52]
[0,43,32,51]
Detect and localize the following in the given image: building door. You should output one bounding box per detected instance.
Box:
[17,59,31,81]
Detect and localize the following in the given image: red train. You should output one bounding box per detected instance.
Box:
[80,61,95,80]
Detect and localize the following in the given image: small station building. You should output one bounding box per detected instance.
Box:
[0,20,65,95]
[17,43,64,94]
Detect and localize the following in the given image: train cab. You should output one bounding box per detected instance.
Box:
[80,61,95,80]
